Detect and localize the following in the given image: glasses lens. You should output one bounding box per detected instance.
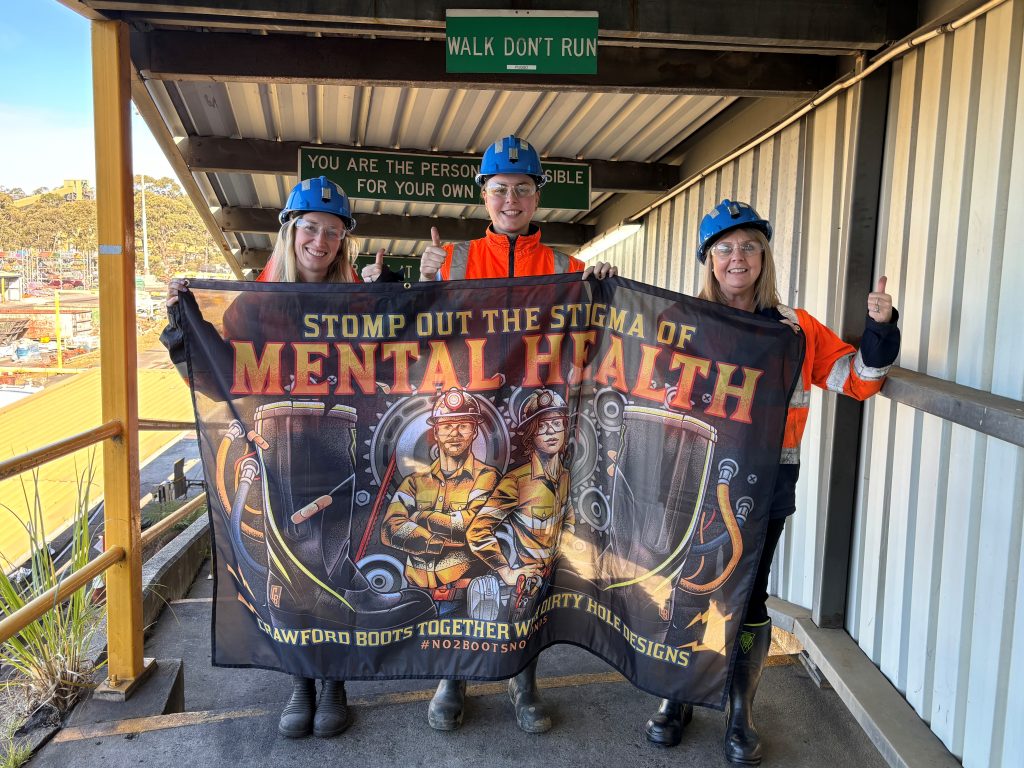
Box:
[437,421,474,435]
[485,182,536,198]
[296,219,343,240]
[537,418,566,434]
[712,241,760,256]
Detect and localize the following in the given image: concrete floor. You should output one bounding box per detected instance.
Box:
[32,559,887,768]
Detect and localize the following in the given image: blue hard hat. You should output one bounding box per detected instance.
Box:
[696,199,772,264]
[475,135,547,187]
[279,176,356,231]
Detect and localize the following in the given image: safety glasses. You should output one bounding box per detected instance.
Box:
[484,181,537,199]
[294,218,345,241]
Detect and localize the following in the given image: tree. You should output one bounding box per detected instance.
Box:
[0,193,17,251]
[0,177,218,280]
[140,176,183,198]
[134,182,215,277]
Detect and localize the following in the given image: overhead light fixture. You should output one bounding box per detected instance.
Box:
[575,222,642,262]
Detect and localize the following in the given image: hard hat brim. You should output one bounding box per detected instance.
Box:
[426,413,486,426]
[517,405,569,431]
[279,210,356,231]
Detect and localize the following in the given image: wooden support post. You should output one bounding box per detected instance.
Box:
[91,20,152,697]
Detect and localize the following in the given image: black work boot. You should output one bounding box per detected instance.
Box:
[313,679,349,738]
[723,621,772,765]
[645,699,694,747]
[508,658,551,734]
[278,675,316,738]
[257,402,437,632]
[427,680,467,731]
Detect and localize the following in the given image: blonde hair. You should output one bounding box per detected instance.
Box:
[261,218,358,283]
[698,228,781,311]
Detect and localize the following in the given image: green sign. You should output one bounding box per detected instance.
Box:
[356,255,420,282]
[300,147,591,211]
[446,10,598,75]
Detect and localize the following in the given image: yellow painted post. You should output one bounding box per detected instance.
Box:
[91,20,151,698]
[54,289,63,370]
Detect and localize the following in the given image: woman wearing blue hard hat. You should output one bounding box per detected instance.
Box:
[365,135,616,737]
[361,135,617,282]
[643,199,901,764]
[167,175,362,296]
[163,176,391,740]
[262,175,360,282]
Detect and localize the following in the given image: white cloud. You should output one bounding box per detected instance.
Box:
[0,103,180,192]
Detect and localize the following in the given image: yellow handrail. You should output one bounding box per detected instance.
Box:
[138,419,196,432]
[0,546,125,644]
[0,421,123,482]
[0,367,90,375]
[140,493,207,548]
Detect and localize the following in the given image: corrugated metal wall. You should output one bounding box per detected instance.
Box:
[607,2,1023,764]
[848,2,1024,765]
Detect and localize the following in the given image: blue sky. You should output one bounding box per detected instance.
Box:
[1,1,175,192]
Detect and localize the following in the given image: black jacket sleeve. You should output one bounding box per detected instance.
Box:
[860,308,901,368]
[376,265,405,283]
[159,305,188,369]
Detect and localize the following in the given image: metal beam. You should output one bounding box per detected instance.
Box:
[136,30,837,97]
[812,65,891,630]
[788,611,964,768]
[240,248,425,270]
[219,208,594,246]
[91,1,912,51]
[54,0,105,21]
[881,367,1024,448]
[239,248,272,270]
[181,137,682,193]
[130,78,244,278]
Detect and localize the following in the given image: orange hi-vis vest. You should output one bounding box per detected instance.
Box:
[778,305,891,463]
[439,226,584,279]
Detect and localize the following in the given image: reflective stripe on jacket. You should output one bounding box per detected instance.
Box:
[779,304,892,463]
[440,226,583,279]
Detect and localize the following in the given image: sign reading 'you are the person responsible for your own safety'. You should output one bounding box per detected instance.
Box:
[300,147,591,211]
[445,10,598,74]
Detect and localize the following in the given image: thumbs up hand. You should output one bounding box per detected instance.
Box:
[420,226,446,282]
[361,248,387,283]
[867,276,893,323]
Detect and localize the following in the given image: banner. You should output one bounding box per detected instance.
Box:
[176,275,802,707]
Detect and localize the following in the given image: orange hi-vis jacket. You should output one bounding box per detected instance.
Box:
[777,304,892,464]
[380,454,500,590]
[439,226,584,279]
[467,452,576,570]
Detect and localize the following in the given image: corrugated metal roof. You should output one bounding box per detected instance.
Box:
[64,1,912,273]
[151,77,733,259]
[0,369,195,569]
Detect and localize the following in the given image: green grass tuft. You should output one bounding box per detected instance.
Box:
[0,455,105,733]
